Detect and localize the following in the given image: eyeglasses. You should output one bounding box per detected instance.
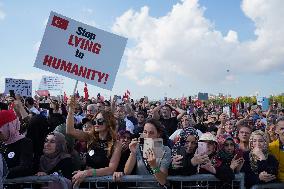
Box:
[91,118,105,126]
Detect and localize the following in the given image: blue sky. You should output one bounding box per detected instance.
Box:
[1,0,283,99]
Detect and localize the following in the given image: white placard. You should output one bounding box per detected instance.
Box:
[34,11,127,90]
[39,75,64,91]
[5,78,32,97]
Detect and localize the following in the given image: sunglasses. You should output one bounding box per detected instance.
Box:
[91,118,105,126]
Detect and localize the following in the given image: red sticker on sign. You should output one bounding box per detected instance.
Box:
[51,15,69,30]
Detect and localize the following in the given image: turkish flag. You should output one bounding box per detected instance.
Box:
[84,83,89,101]
[51,15,69,30]
[63,92,68,103]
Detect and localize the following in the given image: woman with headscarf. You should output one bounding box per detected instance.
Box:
[0,109,33,178]
[36,132,73,179]
[170,127,200,176]
[197,132,218,174]
[213,133,244,187]
[241,130,279,188]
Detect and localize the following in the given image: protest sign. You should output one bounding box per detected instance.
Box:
[39,75,64,91]
[262,97,269,111]
[5,78,32,97]
[257,97,270,111]
[34,11,127,90]
[223,106,231,117]
[257,97,263,106]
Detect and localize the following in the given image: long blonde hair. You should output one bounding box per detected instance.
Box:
[249,130,269,150]
[87,111,117,158]
[249,130,269,174]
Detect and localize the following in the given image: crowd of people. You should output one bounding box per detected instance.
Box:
[0,93,284,189]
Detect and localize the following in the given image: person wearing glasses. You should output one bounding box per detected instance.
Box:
[66,96,122,188]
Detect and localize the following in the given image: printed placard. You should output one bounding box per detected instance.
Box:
[39,75,64,91]
[34,11,127,90]
[5,78,32,97]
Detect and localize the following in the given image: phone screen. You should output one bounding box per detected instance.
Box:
[9,90,16,99]
[143,138,163,158]
[197,142,207,155]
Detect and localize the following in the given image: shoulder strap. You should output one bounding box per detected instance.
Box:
[138,144,154,174]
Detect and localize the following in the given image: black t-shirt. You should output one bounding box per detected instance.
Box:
[48,157,74,180]
[4,137,33,178]
[194,123,207,133]
[86,140,110,169]
[117,149,131,172]
[169,148,197,176]
[159,117,178,136]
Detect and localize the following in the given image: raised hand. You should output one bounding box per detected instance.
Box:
[172,155,183,169]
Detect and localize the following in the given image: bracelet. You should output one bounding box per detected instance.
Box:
[93,169,96,177]
[151,167,161,174]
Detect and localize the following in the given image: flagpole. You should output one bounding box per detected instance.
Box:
[73,80,78,95]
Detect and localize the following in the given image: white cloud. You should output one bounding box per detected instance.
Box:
[137,76,164,87]
[144,60,159,73]
[224,30,238,43]
[112,0,284,87]
[0,2,6,20]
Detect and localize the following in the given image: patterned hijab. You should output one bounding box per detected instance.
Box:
[217,134,238,161]
[171,127,199,157]
[213,133,242,168]
[248,130,269,174]
[40,132,71,173]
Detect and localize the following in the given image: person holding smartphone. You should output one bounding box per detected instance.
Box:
[123,119,171,188]
[170,127,202,176]
[197,132,218,174]
[213,134,244,187]
[241,130,278,188]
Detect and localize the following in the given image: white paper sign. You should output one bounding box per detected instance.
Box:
[5,78,32,97]
[257,97,263,106]
[39,75,64,91]
[34,11,127,90]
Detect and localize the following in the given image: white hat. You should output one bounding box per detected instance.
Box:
[199,132,217,142]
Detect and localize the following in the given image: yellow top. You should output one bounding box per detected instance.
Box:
[269,139,284,182]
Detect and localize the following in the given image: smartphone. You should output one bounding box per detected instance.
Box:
[144,96,149,102]
[235,151,244,160]
[9,90,16,99]
[39,103,50,109]
[143,138,163,158]
[196,142,207,155]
